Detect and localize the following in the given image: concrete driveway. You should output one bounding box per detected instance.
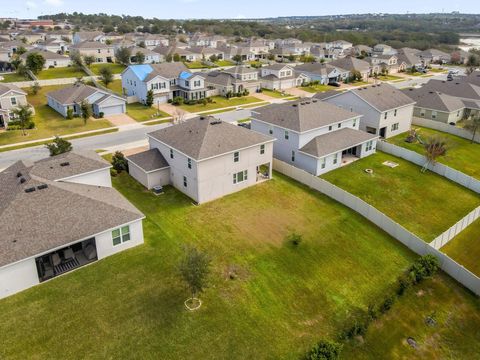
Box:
[286,87,314,98]
[105,114,137,126]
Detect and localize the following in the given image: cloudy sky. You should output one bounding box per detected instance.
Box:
[1,0,479,19]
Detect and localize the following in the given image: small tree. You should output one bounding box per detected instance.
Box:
[26,53,46,74]
[99,66,113,88]
[135,51,146,64]
[115,47,132,65]
[304,340,342,360]
[70,51,83,69]
[232,54,242,64]
[179,247,210,309]
[30,81,41,95]
[111,151,128,172]
[46,136,72,156]
[138,41,146,48]
[209,54,218,62]
[12,104,33,136]
[16,46,27,56]
[166,54,173,62]
[422,136,447,172]
[146,89,154,107]
[83,55,95,66]
[173,53,181,62]
[80,100,92,124]
[464,114,480,143]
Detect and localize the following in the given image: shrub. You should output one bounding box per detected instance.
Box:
[408,255,440,284]
[66,108,74,119]
[304,340,342,360]
[110,168,118,177]
[286,232,302,246]
[172,96,184,106]
[167,99,173,104]
[367,303,379,321]
[45,136,72,156]
[341,320,368,340]
[380,295,395,314]
[397,273,413,295]
[98,112,104,118]
[111,151,128,173]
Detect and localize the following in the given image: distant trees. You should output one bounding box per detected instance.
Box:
[99,66,113,87]
[115,47,132,65]
[25,53,46,74]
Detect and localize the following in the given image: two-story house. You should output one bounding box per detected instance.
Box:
[70,41,115,63]
[202,68,261,96]
[318,83,416,138]
[35,38,69,54]
[251,99,377,176]
[0,84,32,129]
[126,116,275,204]
[294,62,347,84]
[72,31,104,45]
[259,64,309,90]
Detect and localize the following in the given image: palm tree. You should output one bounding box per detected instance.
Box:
[464,114,480,144]
[422,136,447,173]
[12,104,33,136]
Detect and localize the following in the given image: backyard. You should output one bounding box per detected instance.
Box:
[102,79,123,95]
[389,126,480,180]
[178,95,263,113]
[214,60,235,67]
[89,63,126,75]
[442,218,480,277]
[183,61,214,69]
[321,151,480,241]
[300,83,338,93]
[36,66,86,80]
[0,72,29,83]
[126,102,170,122]
[0,84,112,146]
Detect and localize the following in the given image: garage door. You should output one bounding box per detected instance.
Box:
[154,96,169,105]
[100,104,125,116]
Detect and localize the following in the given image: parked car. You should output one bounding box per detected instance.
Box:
[449,69,460,75]
[330,82,341,87]
[447,73,454,81]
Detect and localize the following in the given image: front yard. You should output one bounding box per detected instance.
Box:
[0,85,112,146]
[126,102,170,122]
[321,152,480,241]
[183,61,213,69]
[300,84,338,93]
[260,88,293,98]
[36,66,87,80]
[178,95,263,113]
[377,74,404,81]
[389,126,480,180]
[102,79,123,95]
[214,60,235,67]
[89,63,126,75]
[0,72,30,83]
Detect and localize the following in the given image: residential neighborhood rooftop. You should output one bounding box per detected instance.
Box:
[126,148,169,172]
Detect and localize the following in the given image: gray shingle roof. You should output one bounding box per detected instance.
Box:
[47,84,108,105]
[253,99,361,132]
[148,117,273,161]
[300,127,378,158]
[146,62,188,81]
[329,57,371,72]
[421,79,480,101]
[402,87,465,112]
[0,152,143,268]
[350,84,416,112]
[126,148,169,172]
[21,49,69,61]
[71,41,112,49]
[0,83,27,97]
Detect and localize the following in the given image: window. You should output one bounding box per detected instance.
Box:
[233,151,239,162]
[420,109,425,117]
[194,80,201,87]
[321,157,326,169]
[170,149,174,159]
[112,225,131,246]
[384,112,388,120]
[291,150,295,162]
[183,176,187,187]
[391,123,399,131]
[333,153,339,165]
[394,109,397,117]
[353,118,357,127]
[233,170,248,184]
[269,127,273,135]
[328,125,333,131]
[185,80,190,87]
[187,158,192,169]
[431,111,437,119]
[366,140,373,151]
[10,97,16,105]
[337,123,341,129]
[284,130,289,140]
[260,144,265,155]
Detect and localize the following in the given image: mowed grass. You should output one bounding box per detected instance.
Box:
[377,74,404,81]
[36,66,86,80]
[442,218,480,277]
[300,84,338,93]
[102,79,123,95]
[260,88,292,98]
[0,85,112,146]
[0,172,419,359]
[215,60,235,67]
[321,152,480,241]
[389,126,480,180]
[178,95,262,113]
[89,63,126,75]
[126,102,170,122]
[0,72,29,82]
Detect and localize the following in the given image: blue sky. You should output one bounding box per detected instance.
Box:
[1,0,479,19]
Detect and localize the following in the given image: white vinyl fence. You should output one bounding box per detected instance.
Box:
[273,158,480,296]
[9,74,121,88]
[377,141,480,194]
[412,117,480,144]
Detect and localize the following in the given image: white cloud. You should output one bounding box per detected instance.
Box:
[44,0,64,6]
[26,1,38,8]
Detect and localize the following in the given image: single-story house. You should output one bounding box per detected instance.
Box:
[21,49,71,68]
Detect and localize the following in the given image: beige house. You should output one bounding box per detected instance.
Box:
[70,41,115,63]
[0,84,33,129]
[127,116,275,204]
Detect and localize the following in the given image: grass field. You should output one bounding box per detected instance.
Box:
[126,102,170,122]
[0,85,112,146]
[377,75,404,81]
[103,79,123,95]
[260,88,292,98]
[321,152,480,241]
[0,72,30,83]
[89,63,126,75]
[178,95,262,113]
[389,126,480,180]
[442,218,480,277]
[300,84,337,93]
[214,60,235,67]
[183,61,213,69]
[37,66,86,80]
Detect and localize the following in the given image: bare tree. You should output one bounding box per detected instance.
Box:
[422,136,447,173]
[464,114,480,143]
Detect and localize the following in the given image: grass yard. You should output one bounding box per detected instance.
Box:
[36,66,86,80]
[178,95,262,113]
[0,72,30,83]
[260,88,292,98]
[103,79,123,95]
[0,85,112,146]
[389,126,480,180]
[183,61,213,69]
[300,84,338,93]
[442,218,480,277]
[377,74,404,81]
[321,152,480,241]
[89,63,126,75]
[214,60,235,67]
[126,102,170,122]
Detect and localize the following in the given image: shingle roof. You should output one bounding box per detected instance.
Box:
[350,84,416,112]
[223,66,259,75]
[146,62,189,81]
[148,116,273,161]
[402,88,465,112]
[126,148,169,172]
[421,79,480,101]
[329,57,371,72]
[71,41,111,49]
[252,99,361,132]
[47,83,100,105]
[0,83,27,97]
[20,49,70,61]
[0,152,143,268]
[300,127,378,158]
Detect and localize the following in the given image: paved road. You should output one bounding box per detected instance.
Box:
[390,67,466,89]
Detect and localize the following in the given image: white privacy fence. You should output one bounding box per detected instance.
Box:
[273,158,480,296]
[9,74,121,88]
[412,117,480,144]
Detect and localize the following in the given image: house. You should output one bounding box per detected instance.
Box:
[46,30,73,42]
[318,83,416,138]
[367,54,402,73]
[35,37,69,53]
[70,41,115,63]
[137,34,169,49]
[15,31,46,44]
[260,64,309,90]
[202,68,261,96]
[0,151,145,299]
[251,99,377,176]
[294,62,347,84]
[189,46,224,61]
[127,116,275,204]
[47,83,127,117]
[328,57,372,80]
[372,44,396,55]
[329,40,353,51]
[0,40,34,62]
[72,31,104,45]
[0,84,33,129]
[153,46,202,62]
[20,49,71,68]
[416,49,451,65]
[121,63,207,104]
[396,48,423,70]
[353,45,373,57]
[129,46,163,64]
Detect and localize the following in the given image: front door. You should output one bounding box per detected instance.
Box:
[0,114,4,128]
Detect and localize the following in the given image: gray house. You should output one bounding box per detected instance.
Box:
[251,99,377,176]
[0,83,32,129]
[47,84,127,118]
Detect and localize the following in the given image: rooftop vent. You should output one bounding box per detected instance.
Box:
[209,120,222,125]
[16,172,22,178]
[60,162,70,167]
[37,184,48,190]
[292,104,298,107]
[312,99,318,103]
[20,177,26,184]
[305,101,311,104]
[199,116,206,120]
[24,187,36,193]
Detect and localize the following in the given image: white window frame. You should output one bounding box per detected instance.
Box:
[233,170,248,184]
[233,151,239,162]
[10,97,17,106]
[391,123,399,131]
[260,144,265,155]
[112,225,131,246]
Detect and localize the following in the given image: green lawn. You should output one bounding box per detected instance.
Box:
[377,75,404,81]
[178,95,262,113]
[214,60,235,67]
[300,84,338,93]
[321,152,480,241]
[0,85,112,146]
[260,88,292,98]
[126,102,170,122]
[442,218,480,277]
[183,61,212,69]
[103,79,123,95]
[389,126,480,180]
[0,72,30,83]
[89,63,126,75]
[36,66,87,80]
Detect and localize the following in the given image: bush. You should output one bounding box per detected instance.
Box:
[380,295,395,314]
[304,340,342,360]
[341,320,368,340]
[66,107,74,119]
[408,255,440,284]
[397,273,413,296]
[110,168,118,177]
[111,151,128,173]
[167,99,173,103]
[172,96,184,106]
[286,232,302,246]
[98,112,104,118]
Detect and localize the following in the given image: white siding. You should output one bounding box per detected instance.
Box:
[60,168,112,188]
[95,220,144,259]
[0,259,39,299]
